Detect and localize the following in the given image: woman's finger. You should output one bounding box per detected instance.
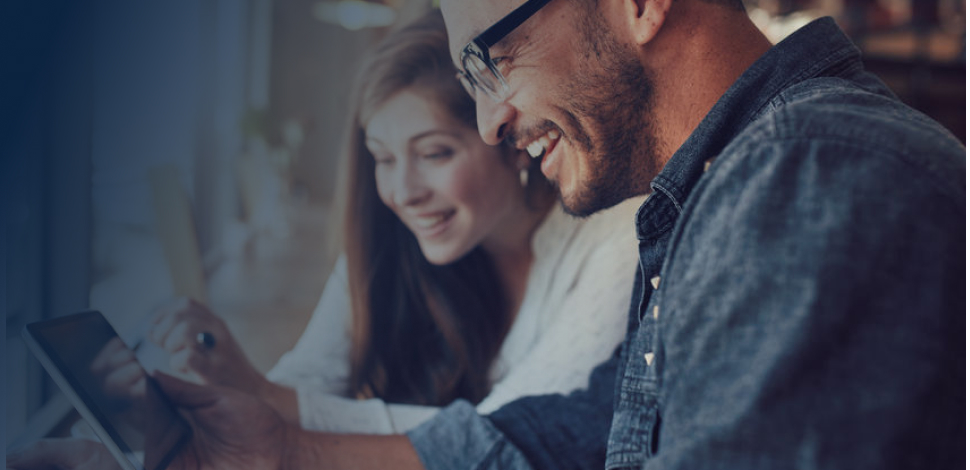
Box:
[149,297,192,345]
[90,338,131,375]
[168,347,209,383]
[104,362,146,397]
[162,320,196,354]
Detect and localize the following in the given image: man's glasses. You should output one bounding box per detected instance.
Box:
[456,0,554,102]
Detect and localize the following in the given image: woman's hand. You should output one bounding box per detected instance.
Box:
[149,298,267,393]
[91,337,147,404]
[89,337,148,429]
[150,298,301,424]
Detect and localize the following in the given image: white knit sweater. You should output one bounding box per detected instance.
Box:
[265,197,643,433]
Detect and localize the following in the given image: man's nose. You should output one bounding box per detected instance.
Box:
[476,96,516,146]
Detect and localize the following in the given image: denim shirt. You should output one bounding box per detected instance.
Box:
[408,17,965,470]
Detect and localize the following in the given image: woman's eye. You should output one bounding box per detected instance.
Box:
[422,149,454,160]
[374,156,394,166]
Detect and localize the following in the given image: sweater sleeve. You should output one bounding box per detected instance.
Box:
[265,256,444,433]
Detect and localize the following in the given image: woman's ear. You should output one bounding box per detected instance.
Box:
[620,0,672,46]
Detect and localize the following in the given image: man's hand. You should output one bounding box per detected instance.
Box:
[5,375,292,470]
[157,373,425,470]
[6,438,122,470]
[155,371,291,470]
[6,373,423,470]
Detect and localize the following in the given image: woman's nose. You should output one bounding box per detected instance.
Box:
[392,164,432,208]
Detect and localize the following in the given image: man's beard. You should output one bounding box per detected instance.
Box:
[557,10,660,217]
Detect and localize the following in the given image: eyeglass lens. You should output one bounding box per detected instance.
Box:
[463,55,503,99]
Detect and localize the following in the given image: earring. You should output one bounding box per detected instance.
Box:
[519,167,529,188]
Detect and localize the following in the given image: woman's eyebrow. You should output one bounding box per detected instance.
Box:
[407,129,463,144]
[365,129,463,150]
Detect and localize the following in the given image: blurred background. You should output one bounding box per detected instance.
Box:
[3,0,965,448]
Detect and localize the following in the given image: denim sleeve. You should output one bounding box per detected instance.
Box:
[645,134,965,469]
[406,349,621,470]
[487,346,620,470]
[406,400,535,470]
[481,268,642,470]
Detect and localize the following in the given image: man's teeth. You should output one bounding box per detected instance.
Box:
[527,141,545,158]
[414,213,448,229]
[526,129,560,159]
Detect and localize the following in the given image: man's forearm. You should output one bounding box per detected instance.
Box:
[282,428,425,470]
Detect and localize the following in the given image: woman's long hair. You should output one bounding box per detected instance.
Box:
[337,10,547,406]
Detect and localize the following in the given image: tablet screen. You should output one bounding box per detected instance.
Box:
[24,311,191,470]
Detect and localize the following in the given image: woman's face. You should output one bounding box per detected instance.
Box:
[365,88,526,265]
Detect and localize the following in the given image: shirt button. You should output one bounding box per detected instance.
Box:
[704,159,714,172]
[644,352,655,366]
[652,305,660,320]
[650,276,661,290]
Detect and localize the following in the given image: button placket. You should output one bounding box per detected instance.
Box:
[644,276,660,365]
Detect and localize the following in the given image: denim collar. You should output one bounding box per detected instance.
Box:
[635,17,862,241]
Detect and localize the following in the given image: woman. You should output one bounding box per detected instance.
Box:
[149,9,641,434]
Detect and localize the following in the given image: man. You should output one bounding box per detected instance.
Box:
[424,1,964,469]
[9,0,963,469]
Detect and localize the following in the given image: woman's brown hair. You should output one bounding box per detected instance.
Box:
[337,9,547,405]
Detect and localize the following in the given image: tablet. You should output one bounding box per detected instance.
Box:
[22,310,192,470]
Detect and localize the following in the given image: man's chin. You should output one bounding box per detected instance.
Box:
[560,182,643,218]
[559,191,609,218]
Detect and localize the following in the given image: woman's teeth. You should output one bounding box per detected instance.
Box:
[526,129,560,159]
[413,212,449,229]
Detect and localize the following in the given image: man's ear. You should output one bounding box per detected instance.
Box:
[623,0,672,45]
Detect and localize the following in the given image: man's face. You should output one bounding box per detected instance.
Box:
[442,0,659,217]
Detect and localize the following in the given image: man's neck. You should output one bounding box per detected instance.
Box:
[644,2,773,159]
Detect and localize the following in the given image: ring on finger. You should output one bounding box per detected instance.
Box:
[196,331,216,350]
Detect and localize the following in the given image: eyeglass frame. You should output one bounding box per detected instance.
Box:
[457,0,554,102]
